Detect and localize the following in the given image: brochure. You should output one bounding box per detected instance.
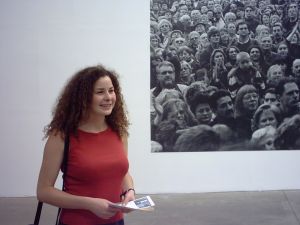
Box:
[109,196,155,211]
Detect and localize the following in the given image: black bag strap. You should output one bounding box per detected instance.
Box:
[33,135,70,225]
[33,201,43,225]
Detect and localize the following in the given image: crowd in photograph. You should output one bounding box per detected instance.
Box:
[150,0,300,152]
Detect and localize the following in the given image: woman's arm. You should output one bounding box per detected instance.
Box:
[36,133,120,219]
[120,136,135,206]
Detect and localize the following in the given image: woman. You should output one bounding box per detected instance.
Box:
[225,46,239,71]
[261,12,271,28]
[235,85,259,141]
[209,49,228,89]
[179,61,196,85]
[276,42,293,75]
[266,64,284,89]
[270,14,281,27]
[155,98,197,151]
[158,19,173,49]
[189,93,213,125]
[219,28,231,47]
[226,22,238,44]
[224,12,236,25]
[248,126,276,150]
[161,98,197,129]
[197,32,210,54]
[150,34,161,50]
[248,45,267,78]
[251,103,281,132]
[37,65,135,225]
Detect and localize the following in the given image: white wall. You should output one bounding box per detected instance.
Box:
[0,0,299,197]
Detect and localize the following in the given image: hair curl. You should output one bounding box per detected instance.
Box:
[44,65,129,138]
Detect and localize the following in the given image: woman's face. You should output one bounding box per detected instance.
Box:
[249,48,261,61]
[242,92,259,113]
[179,50,191,62]
[201,6,208,14]
[260,29,270,37]
[214,52,224,65]
[91,76,116,117]
[261,135,275,150]
[226,15,236,24]
[160,23,170,34]
[150,37,159,48]
[228,47,238,60]
[258,110,278,129]
[291,33,298,44]
[262,14,270,25]
[270,16,280,26]
[171,32,182,40]
[195,24,206,34]
[180,63,192,77]
[195,103,212,124]
[227,23,236,34]
[277,44,289,57]
[150,26,155,34]
[207,11,213,19]
[230,3,237,12]
[167,104,187,128]
[200,33,209,45]
[270,67,283,81]
[220,31,229,42]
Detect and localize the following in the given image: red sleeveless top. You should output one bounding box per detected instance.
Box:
[60,128,129,225]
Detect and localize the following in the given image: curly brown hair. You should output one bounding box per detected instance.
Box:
[44,65,129,138]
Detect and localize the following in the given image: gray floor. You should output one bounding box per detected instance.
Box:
[1,190,300,225]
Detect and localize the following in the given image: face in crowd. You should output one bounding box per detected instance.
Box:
[268,65,283,85]
[242,91,259,113]
[257,109,278,129]
[227,23,236,35]
[216,95,234,119]
[159,23,171,34]
[213,51,225,66]
[244,6,254,19]
[209,32,220,45]
[237,23,249,37]
[179,50,191,62]
[174,37,186,48]
[228,47,238,61]
[237,52,252,70]
[264,92,279,106]
[260,36,273,51]
[292,59,300,78]
[272,25,283,39]
[157,63,176,89]
[277,43,289,58]
[280,82,300,111]
[249,47,261,62]
[195,103,213,124]
[195,23,206,34]
[189,32,200,46]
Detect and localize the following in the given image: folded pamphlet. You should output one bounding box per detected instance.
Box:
[109,196,155,211]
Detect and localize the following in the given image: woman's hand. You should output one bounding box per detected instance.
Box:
[88,197,121,219]
[121,189,135,206]
[119,189,135,213]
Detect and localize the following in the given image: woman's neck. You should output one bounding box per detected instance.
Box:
[79,114,108,133]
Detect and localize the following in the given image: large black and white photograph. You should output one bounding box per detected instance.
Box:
[150,0,300,152]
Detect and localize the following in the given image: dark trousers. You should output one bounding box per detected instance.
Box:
[59,219,124,225]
